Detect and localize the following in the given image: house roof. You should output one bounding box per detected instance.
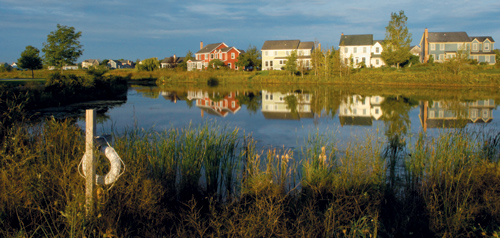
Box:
[261,40,301,50]
[427,32,471,42]
[298,41,315,49]
[339,34,373,46]
[197,43,226,54]
[470,36,495,43]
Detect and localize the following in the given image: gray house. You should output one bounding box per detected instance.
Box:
[420,29,496,64]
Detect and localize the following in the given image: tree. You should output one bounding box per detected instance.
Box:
[494,49,500,68]
[42,24,83,72]
[208,59,225,69]
[17,45,43,78]
[236,45,261,70]
[137,57,160,71]
[381,10,412,69]
[178,51,193,71]
[285,50,298,76]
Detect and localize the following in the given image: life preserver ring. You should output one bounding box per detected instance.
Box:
[82,145,122,185]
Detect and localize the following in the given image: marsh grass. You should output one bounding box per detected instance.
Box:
[1,118,500,237]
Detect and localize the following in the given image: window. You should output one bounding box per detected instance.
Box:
[215,54,218,59]
[354,47,357,53]
[270,95,273,100]
[265,94,269,100]
[205,54,209,59]
[210,53,214,59]
[376,59,379,65]
[363,47,367,53]
[265,51,268,56]
[485,42,490,51]
[362,57,366,63]
[228,63,231,69]
[430,43,435,50]
[439,54,444,60]
[375,109,379,114]
[231,101,235,108]
[486,56,490,63]
[231,53,235,59]
[270,61,273,66]
[344,47,348,53]
[376,47,380,53]
[344,108,348,114]
[279,60,283,64]
[363,109,367,115]
[265,61,268,67]
[473,43,478,51]
[286,51,290,56]
[353,109,357,115]
[440,44,445,50]
[274,51,277,56]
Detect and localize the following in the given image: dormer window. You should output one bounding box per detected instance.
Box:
[473,43,478,51]
[485,42,490,51]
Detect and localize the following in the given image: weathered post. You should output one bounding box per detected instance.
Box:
[85,109,96,215]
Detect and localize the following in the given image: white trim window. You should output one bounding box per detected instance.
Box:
[265,51,268,56]
[344,47,348,53]
[473,43,478,51]
[485,42,490,51]
[363,47,367,53]
[353,47,357,53]
[231,53,235,59]
[439,54,444,60]
[376,47,380,53]
[440,44,445,50]
[430,43,435,50]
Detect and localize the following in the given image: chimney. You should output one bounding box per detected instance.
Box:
[173,54,177,62]
[341,32,344,36]
[424,28,429,63]
[200,41,203,50]
[318,43,321,51]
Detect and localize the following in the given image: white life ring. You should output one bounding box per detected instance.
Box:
[82,145,122,185]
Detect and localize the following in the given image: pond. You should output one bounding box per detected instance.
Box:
[39,83,500,151]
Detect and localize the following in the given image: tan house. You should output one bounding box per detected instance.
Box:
[261,40,314,70]
[82,59,99,68]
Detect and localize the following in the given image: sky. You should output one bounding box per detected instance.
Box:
[1,0,500,64]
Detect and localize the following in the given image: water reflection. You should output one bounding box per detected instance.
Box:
[188,91,242,118]
[338,95,384,126]
[88,85,499,149]
[261,90,313,120]
[420,99,495,131]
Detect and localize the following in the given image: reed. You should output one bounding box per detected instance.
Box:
[1,118,500,237]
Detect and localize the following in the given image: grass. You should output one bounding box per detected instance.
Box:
[1,118,500,237]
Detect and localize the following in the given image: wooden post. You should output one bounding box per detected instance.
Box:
[85,109,96,215]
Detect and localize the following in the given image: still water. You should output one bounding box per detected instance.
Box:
[70,85,500,150]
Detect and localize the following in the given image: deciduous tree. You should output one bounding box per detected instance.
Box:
[17,45,43,78]
[381,10,412,69]
[42,24,83,72]
[137,57,160,71]
[236,45,261,70]
[285,50,298,76]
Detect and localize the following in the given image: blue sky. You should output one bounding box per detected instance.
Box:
[1,0,500,63]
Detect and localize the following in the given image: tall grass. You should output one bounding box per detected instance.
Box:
[1,119,500,237]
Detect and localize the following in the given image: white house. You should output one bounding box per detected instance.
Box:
[339,34,385,68]
[261,40,315,71]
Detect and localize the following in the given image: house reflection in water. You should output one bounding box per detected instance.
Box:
[419,99,495,131]
[187,91,241,117]
[338,95,384,126]
[160,91,180,103]
[261,90,313,120]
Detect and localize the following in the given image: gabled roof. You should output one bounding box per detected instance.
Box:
[470,36,495,43]
[262,40,300,50]
[298,41,315,49]
[339,34,374,46]
[427,32,470,42]
[197,43,226,54]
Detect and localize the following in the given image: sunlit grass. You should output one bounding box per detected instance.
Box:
[1,119,500,237]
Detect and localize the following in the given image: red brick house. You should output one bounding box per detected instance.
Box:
[187,42,243,71]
